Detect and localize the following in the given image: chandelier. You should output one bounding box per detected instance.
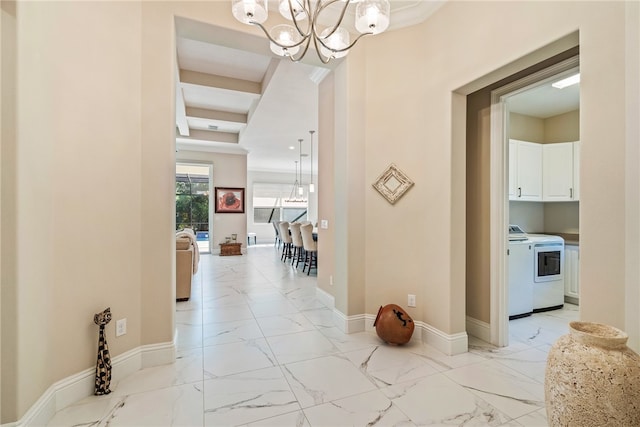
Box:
[231,0,391,64]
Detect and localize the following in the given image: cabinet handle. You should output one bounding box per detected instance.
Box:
[518,187,522,197]
[570,188,573,198]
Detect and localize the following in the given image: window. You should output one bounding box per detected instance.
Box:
[253,182,307,223]
[176,172,209,232]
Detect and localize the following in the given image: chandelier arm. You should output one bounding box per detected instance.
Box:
[287,0,312,38]
[286,36,313,63]
[311,35,334,64]
[249,20,310,50]
[314,0,352,39]
[315,31,374,56]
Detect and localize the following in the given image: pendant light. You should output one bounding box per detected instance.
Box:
[298,138,304,196]
[309,130,315,193]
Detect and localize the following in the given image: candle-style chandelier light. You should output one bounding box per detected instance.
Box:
[231,0,391,64]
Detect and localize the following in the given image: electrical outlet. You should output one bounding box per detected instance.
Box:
[320,220,329,229]
[408,294,416,308]
[116,318,127,337]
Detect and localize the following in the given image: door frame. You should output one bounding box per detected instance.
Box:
[175,161,214,253]
[489,56,580,346]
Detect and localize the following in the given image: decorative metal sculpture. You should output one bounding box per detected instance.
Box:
[93,307,112,395]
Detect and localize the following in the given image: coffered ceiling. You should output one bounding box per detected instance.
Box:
[174,1,579,173]
[174,1,445,173]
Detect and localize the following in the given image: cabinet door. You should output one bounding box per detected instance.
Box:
[543,142,574,201]
[508,140,518,200]
[516,141,542,201]
[573,141,580,201]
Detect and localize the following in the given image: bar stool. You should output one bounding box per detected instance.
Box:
[301,223,317,275]
[278,221,293,262]
[289,222,304,268]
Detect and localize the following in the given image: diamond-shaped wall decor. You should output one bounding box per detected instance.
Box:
[372,163,414,205]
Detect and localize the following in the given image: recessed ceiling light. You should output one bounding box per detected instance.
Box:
[289,146,295,150]
[552,73,580,89]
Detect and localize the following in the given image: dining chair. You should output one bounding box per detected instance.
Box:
[289,222,304,268]
[300,223,317,275]
[278,221,293,262]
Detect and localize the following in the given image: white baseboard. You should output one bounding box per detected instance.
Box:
[331,309,468,355]
[466,316,491,343]
[315,286,335,309]
[12,341,175,427]
[334,310,367,333]
[420,322,468,355]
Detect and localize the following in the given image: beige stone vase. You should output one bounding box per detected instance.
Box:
[545,321,640,427]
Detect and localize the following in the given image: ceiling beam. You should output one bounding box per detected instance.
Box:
[180,69,261,95]
[175,56,190,136]
[185,107,247,125]
[181,129,239,144]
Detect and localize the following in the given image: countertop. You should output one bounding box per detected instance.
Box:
[529,232,579,245]
[553,233,579,245]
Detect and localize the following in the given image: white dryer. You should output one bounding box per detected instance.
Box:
[528,234,565,312]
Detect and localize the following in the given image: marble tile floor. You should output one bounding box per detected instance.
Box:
[48,245,579,427]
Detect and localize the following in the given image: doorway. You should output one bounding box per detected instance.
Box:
[490,56,580,346]
[176,163,213,254]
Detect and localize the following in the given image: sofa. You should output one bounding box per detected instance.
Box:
[176,229,200,301]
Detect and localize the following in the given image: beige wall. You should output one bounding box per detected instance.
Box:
[0,1,16,422]
[510,112,545,142]
[1,0,639,422]
[364,1,637,336]
[546,109,580,143]
[466,90,491,323]
[0,1,248,421]
[1,2,146,421]
[317,72,336,298]
[510,109,580,144]
[176,150,247,248]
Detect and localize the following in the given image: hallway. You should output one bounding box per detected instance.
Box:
[48,245,577,426]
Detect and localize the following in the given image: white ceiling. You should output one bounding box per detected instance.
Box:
[174,1,446,173]
[508,77,580,119]
[174,1,579,173]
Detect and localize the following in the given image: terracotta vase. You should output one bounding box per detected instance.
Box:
[545,321,640,427]
[373,304,415,345]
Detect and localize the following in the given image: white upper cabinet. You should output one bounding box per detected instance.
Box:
[509,139,543,201]
[508,140,518,199]
[509,139,580,202]
[543,142,575,201]
[573,141,580,200]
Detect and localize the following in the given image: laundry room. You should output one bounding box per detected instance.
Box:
[507,73,580,318]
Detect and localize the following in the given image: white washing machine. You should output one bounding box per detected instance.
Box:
[508,225,534,319]
[528,234,565,312]
[508,237,534,319]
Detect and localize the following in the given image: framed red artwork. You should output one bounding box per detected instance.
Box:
[214,187,245,213]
